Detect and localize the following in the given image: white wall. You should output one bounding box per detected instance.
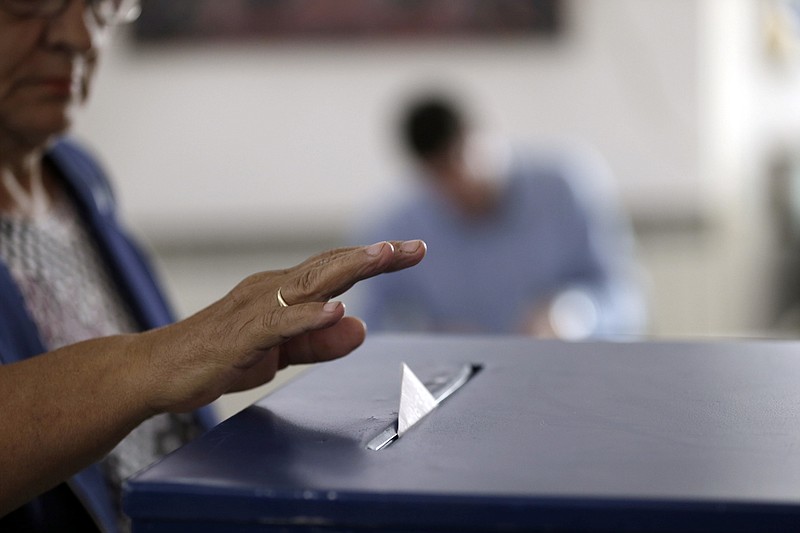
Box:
[73,0,701,243]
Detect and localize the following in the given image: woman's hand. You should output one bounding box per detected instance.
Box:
[140,240,426,414]
[0,240,425,516]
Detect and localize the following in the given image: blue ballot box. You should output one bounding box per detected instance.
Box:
[124,335,800,532]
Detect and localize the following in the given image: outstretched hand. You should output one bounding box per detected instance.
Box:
[0,240,425,516]
[140,240,426,414]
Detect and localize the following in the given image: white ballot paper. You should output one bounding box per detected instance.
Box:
[397,362,439,436]
[367,362,478,451]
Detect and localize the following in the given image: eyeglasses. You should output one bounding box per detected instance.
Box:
[0,0,141,26]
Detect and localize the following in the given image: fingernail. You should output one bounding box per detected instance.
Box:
[323,301,342,313]
[365,241,386,256]
[400,240,422,253]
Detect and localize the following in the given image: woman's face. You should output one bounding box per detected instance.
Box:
[0,1,102,151]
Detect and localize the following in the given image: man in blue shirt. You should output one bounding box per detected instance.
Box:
[354,94,646,339]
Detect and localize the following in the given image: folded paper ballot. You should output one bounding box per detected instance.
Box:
[397,363,438,436]
[366,361,479,450]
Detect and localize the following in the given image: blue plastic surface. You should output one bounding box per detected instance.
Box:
[125,335,800,532]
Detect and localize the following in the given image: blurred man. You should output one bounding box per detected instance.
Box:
[353,93,647,339]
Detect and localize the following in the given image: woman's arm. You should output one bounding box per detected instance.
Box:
[0,239,426,516]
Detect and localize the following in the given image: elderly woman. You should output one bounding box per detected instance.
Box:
[0,0,426,530]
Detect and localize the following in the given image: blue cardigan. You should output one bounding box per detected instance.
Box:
[0,139,215,531]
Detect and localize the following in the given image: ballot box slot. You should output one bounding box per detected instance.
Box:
[366,363,482,451]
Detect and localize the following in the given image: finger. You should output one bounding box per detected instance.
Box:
[289,246,364,271]
[295,240,425,273]
[278,315,367,367]
[383,239,427,273]
[229,315,365,392]
[280,240,426,305]
[236,301,347,354]
[277,242,394,305]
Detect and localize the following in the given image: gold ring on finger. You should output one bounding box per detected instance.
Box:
[276,287,290,307]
